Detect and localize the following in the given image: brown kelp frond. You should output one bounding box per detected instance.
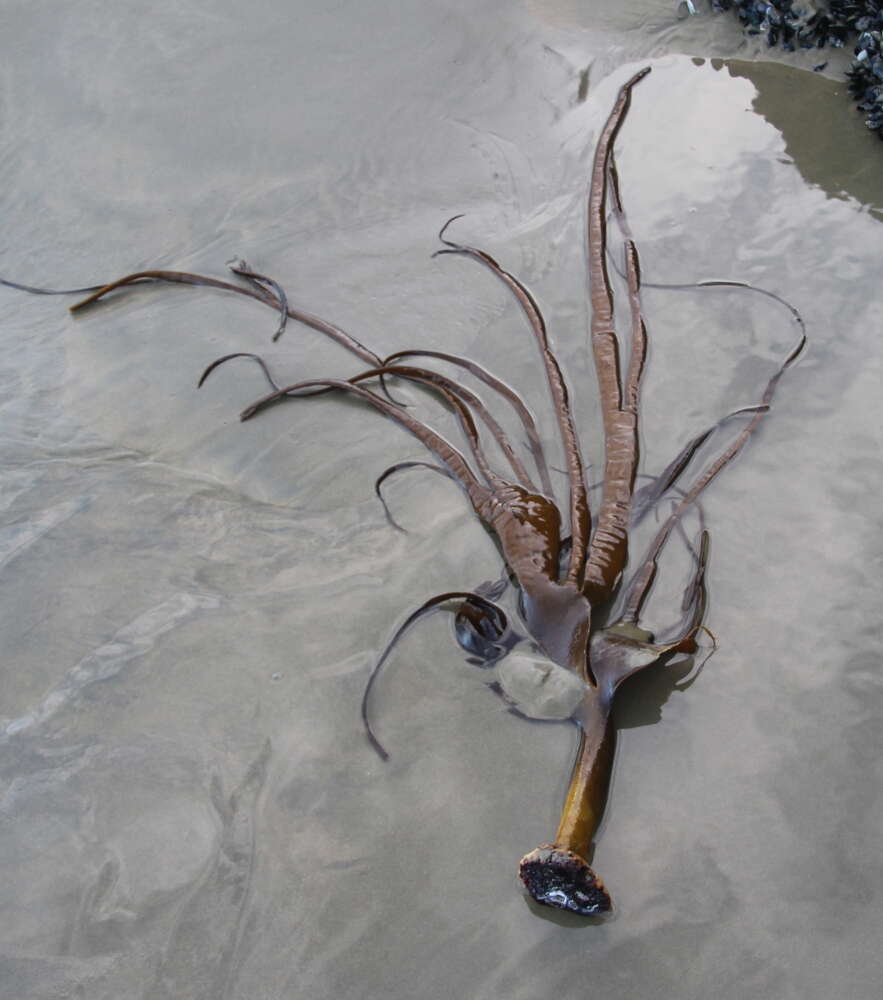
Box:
[630,403,768,524]
[620,330,805,625]
[198,352,282,391]
[252,359,511,490]
[673,328,805,501]
[651,276,806,338]
[273,301,383,367]
[370,363,500,485]
[435,216,590,587]
[239,375,490,510]
[362,591,509,760]
[4,263,390,386]
[384,348,555,497]
[582,234,646,603]
[381,363,536,489]
[199,350,346,400]
[581,68,652,606]
[692,280,806,337]
[374,460,454,532]
[219,269,405,404]
[69,267,385,367]
[586,70,651,420]
[227,257,289,342]
[69,269,277,312]
[239,369,572,594]
[0,277,108,295]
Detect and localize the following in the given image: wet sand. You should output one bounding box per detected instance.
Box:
[1,3,881,998]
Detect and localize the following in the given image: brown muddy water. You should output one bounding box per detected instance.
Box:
[1,2,882,998]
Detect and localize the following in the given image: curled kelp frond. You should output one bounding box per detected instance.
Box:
[360,591,510,760]
[374,460,454,533]
[198,352,283,391]
[227,257,290,342]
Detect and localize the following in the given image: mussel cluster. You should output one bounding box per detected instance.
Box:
[712,0,805,48]
[712,1,883,138]
[847,14,883,135]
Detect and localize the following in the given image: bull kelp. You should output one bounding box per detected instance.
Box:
[1,67,804,916]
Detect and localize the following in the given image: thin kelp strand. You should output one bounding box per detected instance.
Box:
[621,241,647,413]
[374,461,453,532]
[0,277,108,295]
[692,280,805,336]
[607,151,626,222]
[239,375,490,510]
[323,363,496,486]
[361,591,508,760]
[384,348,555,497]
[372,363,499,486]
[375,362,535,488]
[621,436,725,624]
[621,330,805,624]
[630,403,768,524]
[427,378,536,490]
[198,352,282,391]
[227,258,289,342]
[604,234,806,338]
[436,218,590,587]
[68,268,385,367]
[273,302,383,366]
[661,527,710,648]
[444,388,535,489]
[670,332,805,510]
[198,351,346,400]
[5,265,381,366]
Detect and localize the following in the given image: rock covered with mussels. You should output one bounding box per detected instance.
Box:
[711,0,883,138]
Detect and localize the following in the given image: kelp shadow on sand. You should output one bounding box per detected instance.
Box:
[1,67,804,918]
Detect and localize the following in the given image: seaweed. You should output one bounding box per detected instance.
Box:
[1,68,804,917]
